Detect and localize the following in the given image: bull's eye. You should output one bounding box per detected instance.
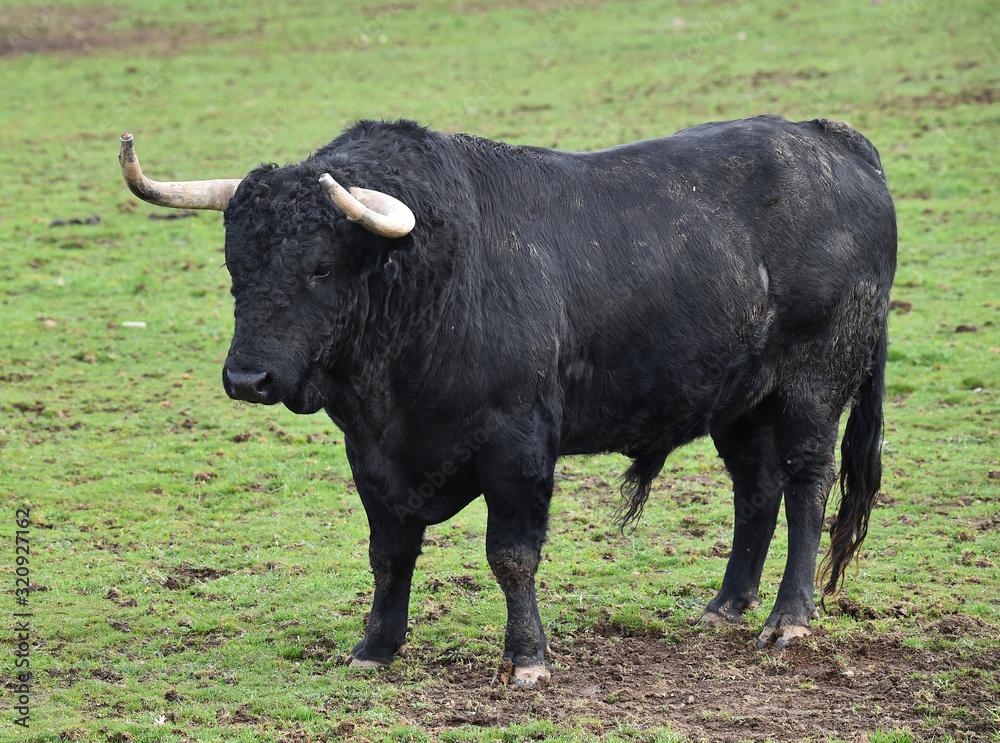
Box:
[312,263,333,281]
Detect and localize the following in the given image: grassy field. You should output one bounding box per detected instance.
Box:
[1,0,998,740]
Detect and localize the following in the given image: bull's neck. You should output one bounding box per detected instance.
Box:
[324,246,472,435]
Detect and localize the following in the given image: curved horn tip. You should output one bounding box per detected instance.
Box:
[119,133,137,167]
[117,132,240,211]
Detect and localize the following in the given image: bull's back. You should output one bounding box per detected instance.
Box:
[491,116,895,454]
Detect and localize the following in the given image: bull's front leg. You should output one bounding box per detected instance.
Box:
[483,480,556,683]
[480,411,557,688]
[487,528,549,687]
[348,514,425,668]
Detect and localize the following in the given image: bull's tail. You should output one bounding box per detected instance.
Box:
[819,324,888,599]
[616,450,668,531]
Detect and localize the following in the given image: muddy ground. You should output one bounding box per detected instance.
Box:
[358,622,998,742]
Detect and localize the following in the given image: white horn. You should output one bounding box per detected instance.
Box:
[119,133,242,211]
[319,173,415,238]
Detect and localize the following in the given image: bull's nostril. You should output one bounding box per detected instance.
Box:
[225,368,272,404]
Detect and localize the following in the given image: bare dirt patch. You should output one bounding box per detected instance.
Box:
[160,566,233,590]
[365,626,998,741]
[0,4,253,58]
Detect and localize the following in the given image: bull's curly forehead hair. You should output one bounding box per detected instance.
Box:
[222,159,397,286]
[221,162,346,293]
[224,162,345,245]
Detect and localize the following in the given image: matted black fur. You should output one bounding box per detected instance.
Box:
[208,115,897,674]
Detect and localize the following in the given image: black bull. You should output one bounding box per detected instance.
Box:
[124,115,896,687]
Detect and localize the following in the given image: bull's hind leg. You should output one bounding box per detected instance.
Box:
[703,412,784,626]
[757,407,838,649]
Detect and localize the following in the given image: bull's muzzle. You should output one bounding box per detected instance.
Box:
[223,367,274,405]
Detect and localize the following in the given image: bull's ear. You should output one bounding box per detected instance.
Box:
[382,258,400,282]
[341,224,411,281]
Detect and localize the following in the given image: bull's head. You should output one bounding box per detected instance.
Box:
[119,133,416,414]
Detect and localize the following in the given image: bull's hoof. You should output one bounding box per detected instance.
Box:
[513,664,550,689]
[701,592,761,627]
[496,657,550,689]
[701,610,741,628]
[348,656,387,669]
[756,622,812,650]
[347,640,402,668]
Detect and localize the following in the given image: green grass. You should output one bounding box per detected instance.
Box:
[1,0,999,741]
